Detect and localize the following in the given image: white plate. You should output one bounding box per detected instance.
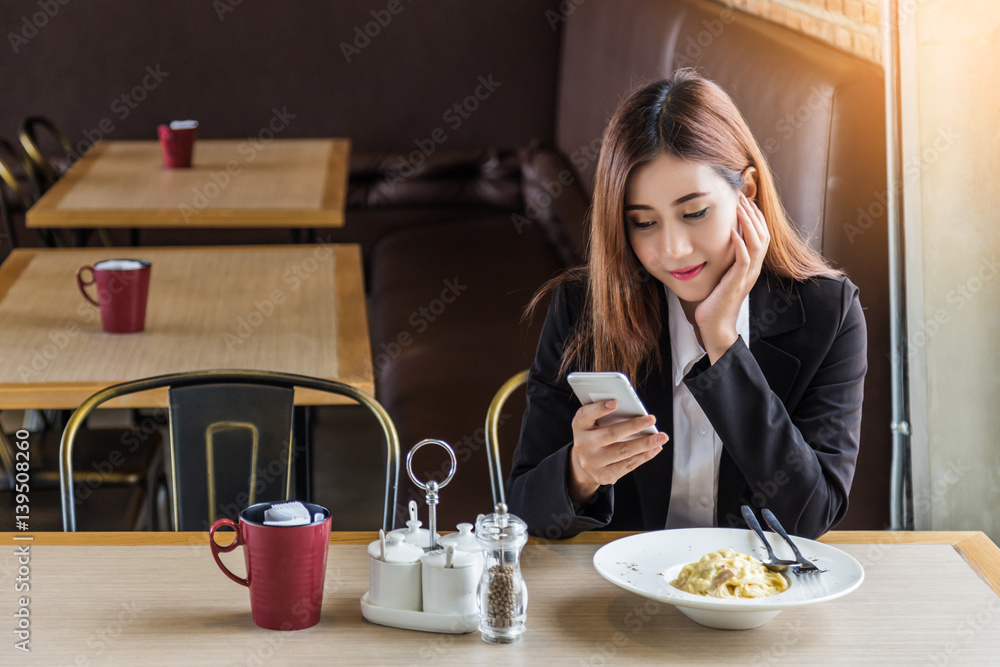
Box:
[593,528,864,630]
[360,592,479,634]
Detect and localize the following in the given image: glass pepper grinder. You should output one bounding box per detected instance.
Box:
[475,502,528,644]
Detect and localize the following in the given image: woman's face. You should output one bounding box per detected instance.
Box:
[624,153,746,305]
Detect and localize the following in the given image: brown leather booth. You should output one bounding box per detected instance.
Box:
[368,0,890,531]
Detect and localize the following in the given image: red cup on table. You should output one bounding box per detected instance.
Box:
[157,120,198,168]
[210,502,333,631]
[76,259,151,334]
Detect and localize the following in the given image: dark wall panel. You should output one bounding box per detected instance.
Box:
[0,1,561,153]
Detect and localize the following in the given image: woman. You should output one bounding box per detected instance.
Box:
[506,70,867,540]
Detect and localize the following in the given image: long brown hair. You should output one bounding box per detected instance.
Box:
[530,69,840,382]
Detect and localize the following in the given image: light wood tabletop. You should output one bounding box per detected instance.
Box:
[0,245,372,409]
[1,530,997,665]
[26,139,350,229]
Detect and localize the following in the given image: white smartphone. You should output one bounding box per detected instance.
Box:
[567,371,659,440]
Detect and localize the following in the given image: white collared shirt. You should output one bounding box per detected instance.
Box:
[663,286,750,529]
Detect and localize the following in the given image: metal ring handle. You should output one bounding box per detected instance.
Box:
[405,438,457,491]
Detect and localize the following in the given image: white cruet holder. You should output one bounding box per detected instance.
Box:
[399,438,458,551]
[475,502,529,644]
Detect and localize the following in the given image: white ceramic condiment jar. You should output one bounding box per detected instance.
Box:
[387,500,439,549]
[368,532,423,611]
[420,545,479,616]
[438,522,485,574]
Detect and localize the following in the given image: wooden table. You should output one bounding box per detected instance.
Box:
[0,245,373,409]
[26,139,350,230]
[1,531,997,665]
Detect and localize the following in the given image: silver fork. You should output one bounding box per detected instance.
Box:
[741,505,798,573]
[761,509,827,575]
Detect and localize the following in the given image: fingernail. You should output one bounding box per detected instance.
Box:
[644,415,655,425]
[657,433,668,444]
[605,400,616,409]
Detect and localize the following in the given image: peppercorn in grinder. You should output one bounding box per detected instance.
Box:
[475,502,528,644]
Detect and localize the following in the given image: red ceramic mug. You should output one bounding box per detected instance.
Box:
[157,120,197,168]
[76,259,151,333]
[210,502,332,631]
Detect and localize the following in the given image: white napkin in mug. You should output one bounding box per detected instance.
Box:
[263,501,312,526]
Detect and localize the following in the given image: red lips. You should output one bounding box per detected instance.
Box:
[668,263,706,281]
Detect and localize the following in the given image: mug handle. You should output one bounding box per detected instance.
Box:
[75,266,100,307]
[210,518,249,587]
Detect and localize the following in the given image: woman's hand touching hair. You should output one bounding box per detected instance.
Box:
[694,192,771,364]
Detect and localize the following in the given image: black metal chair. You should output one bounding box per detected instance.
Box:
[0,137,54,255]
[484,369,529,506]
[18,115,112,247]
[18,115,76,194]
[60,370,400,532]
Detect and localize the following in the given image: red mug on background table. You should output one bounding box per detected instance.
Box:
[157,119,198,168]
[210,501,333,631]
[76,259,151,333]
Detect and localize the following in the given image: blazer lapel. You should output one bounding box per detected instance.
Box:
[747,274,805,404]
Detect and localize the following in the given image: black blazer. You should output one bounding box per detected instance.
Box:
[506,272,867,540]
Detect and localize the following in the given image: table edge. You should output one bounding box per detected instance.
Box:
[5,528,997,599]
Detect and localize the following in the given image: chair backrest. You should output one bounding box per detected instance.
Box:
[484,370,529,507]
[0,138,39,256]
[60,370,400,532]
[168,383,296,530]
[18,115,77,192]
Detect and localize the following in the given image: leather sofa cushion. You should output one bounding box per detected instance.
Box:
[369,214,563,527]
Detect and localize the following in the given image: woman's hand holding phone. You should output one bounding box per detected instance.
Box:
[694,192,771,364]
[567,400,669,504]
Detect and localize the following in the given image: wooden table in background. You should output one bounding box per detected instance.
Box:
[26,139,350,230]
[0,244,372,409]
[1,531,997,665]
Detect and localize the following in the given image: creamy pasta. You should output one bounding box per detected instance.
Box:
[670,548,789,598]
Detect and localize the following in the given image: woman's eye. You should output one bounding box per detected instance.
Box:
[630,219,656,229]
[684,207,709,220]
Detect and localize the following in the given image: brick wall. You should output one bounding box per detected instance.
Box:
[719,0,883,63]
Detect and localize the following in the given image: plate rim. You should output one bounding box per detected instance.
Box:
[592,528,865,613]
